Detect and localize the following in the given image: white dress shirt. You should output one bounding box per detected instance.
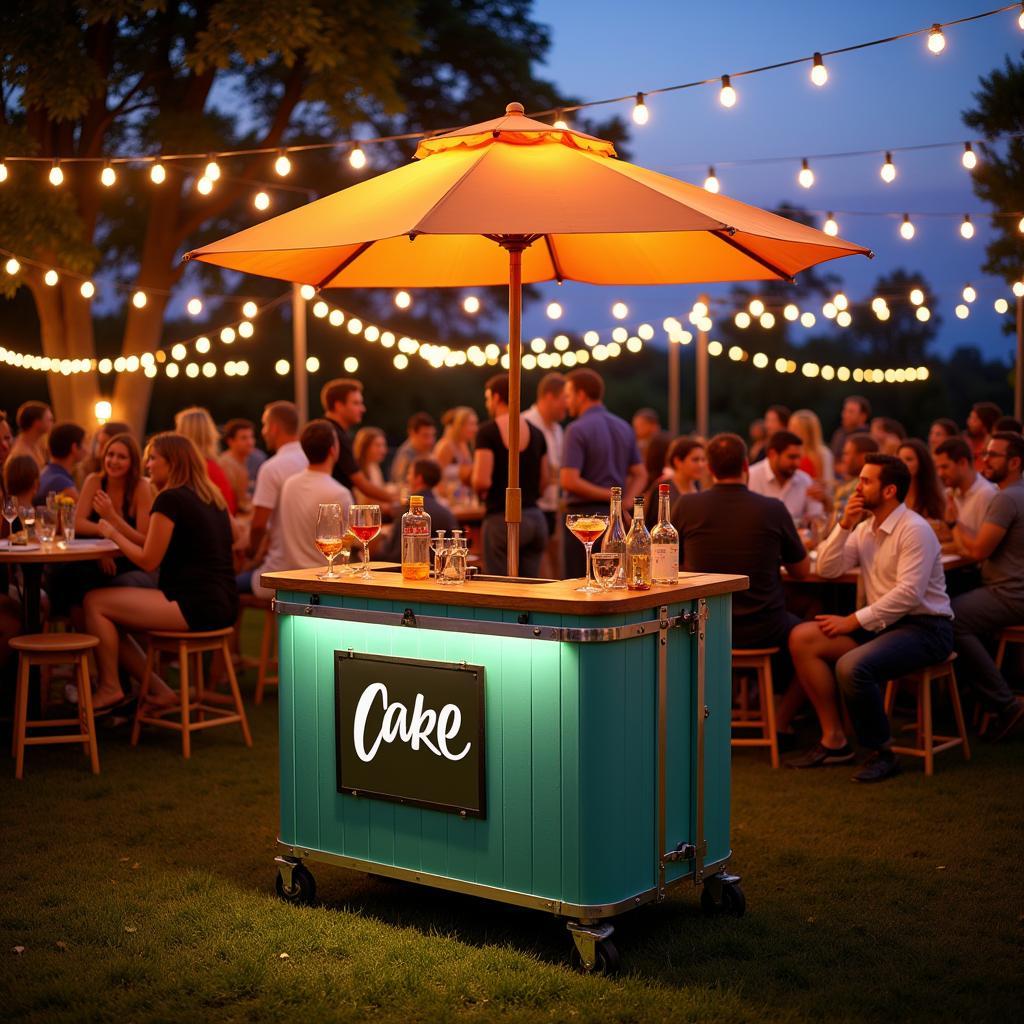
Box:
[816,502,953,633]
[747,460,824,522]
[524,404,564,513]
[251,440,309,594]
[954,473,997,534]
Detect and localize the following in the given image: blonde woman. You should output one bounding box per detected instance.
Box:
[173,406,237,514]
[353,427,398,506]
[433,406,478,500]
[85,433,239,713]
[790,409,835,489]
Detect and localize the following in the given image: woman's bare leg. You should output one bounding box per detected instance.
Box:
[84,588,187,707]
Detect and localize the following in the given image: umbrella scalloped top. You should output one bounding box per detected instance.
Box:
[414,102,617,160]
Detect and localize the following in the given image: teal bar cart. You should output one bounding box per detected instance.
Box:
[262,566,748,973]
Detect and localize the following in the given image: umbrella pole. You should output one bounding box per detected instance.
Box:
[502,239,530,578]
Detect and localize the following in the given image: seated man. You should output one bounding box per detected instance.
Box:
[788,454,954,782]
[671,432,809,671]
[948,431,1024,740]
[832,434,879,525]
[747,429,824,524]
[933,436,996,543]
[35,422,84,503]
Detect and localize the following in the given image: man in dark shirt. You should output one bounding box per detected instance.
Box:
[378,458,458,562]
[674,433,810,744]
[320,378,395,512]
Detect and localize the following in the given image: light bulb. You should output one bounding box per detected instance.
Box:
[463,295,480,314]
[719,75,736,108]
[734,311,751,329]
[187,297,203,316]
[204,158,220,181]
[132,289,147,309]
[1015,281,1024,297]
[349,146,366,169]
[798,158,814,189]
[328,309,344,327]
[916,306,931,322]
[962,285,977,303]
[759,312,776,329]
[150,161,166,184]
[394,290,412,309]
[749,298,765,317]
[100,163,116,187]
[692,301,708,318]
[961,142,977,170]
[274,153,291,177]
[48,162,64,187]
[703,166,720,193]
[305,356,320,373]
[900,214,915,240]
[955,304,969,319]
[553,111,568,130]
[253,190,270,211]
[834,292,848,311]
[910,288,925,305]
[800,312,816,328]
[242,300,258,319]
[836,311,852,328]
[80,280,95,299]
[823,302,837,319]
[823,213,839,236]
[810,52,828,87]
[344,356,359,373]
[4,257,20,275]
[927,24,946,54]
[632,92,649,125]
[995,298,1009,314]
[960,214,974,239]
[275,359,290,376]
[871,297,887,314]
[44,269,58,287]
[783,304,799,321]
[299,284,315,300]
[876,307,890,322]
[1018,215,1024,234]
[196,175,213,195]
[1019,4,1024,30]
[195,337,211,354]
[220,327,236,344]
[166,363,180,378]
[172,343,187,361]
[0,160,7,183]
[546,301,562,319]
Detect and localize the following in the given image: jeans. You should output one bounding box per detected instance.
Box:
[952,585,1024,712]
[836,615,954,749]
[482,508,548,578]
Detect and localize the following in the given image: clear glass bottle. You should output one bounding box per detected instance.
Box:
[601,486,628,589]
[624,495,652,591]
[650,484,679,585]
[401,495,431,580]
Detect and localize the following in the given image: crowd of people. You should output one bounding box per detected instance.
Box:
[1,379,1022,777]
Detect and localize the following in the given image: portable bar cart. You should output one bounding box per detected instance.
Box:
[263,565,748,974]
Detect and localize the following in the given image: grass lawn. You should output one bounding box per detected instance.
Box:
[1,613,1022,1023]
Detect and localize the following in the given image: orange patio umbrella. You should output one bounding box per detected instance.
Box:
[187,102,871,576]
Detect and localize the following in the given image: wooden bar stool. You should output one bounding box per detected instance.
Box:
[975,624,1024,734]
[132,627,253,759]
[11,633,100,780]
[234,595,278,703]
[731,648,779,768]
[884,655,969,775]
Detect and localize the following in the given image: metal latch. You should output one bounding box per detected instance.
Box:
[677,610,699,636]
[400,608,417,628]
[663,842,696,863]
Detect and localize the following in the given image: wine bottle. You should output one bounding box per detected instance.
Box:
[601,486,628,589]
[650,484,679,585]
[624,495,652,591]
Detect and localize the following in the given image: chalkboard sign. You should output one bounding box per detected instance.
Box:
[335,651,486,818]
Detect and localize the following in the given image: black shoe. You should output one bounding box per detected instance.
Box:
[986,697,1024,742]
[851,750,902,783]
[786,742,856,769]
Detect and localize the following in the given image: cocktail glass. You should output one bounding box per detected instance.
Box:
[566,513,610,593]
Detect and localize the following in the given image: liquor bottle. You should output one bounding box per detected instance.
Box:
[650,484,679,585]
[624,495,652,591]
[601,486,628,589]
[401,495,431,580]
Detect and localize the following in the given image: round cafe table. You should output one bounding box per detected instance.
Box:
[0,538,120,634]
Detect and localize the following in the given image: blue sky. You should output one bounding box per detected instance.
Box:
[524,0,1022,360]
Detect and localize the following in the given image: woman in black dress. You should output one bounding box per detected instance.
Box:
[84,432,238,712]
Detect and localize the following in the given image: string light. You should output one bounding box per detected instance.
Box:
[783,303,799,321]
[238,320,254,338]
[880,152,896,183]
[900,213,915,240]
[185,362,199,378]
[995,298,1009,314]
[916,306,931,322]
[44,269,58,287]
[927,24,946,54]
[328,309,344,327]
[910,288,925,305]
[306,356,320,373]
[166,363,180,378]
[4,257,20,276]
[836,310,852,328]
[798,158,814,189]
[344,356,359,373]
[204,158,221,181]
[546,301,563,319]
[274,152,291,177]
[823,212,839,236]
[553,110,569,130]
[275,359,290,375]
[131,290,147,309]
[1019,2,1024,30]
[960,214,974,239]
[703,167,720,193]
[196,175,213,195]
[632,92,649,125]
[48,161,63,187]
[961,142,977,170]
[962,284,977,303]
[149,161,165,185]
[1019,216,1024,234]
[1014,281,1024,297]
[187,297,203,316]
[463,295,480,314]
[242,300,258,318]
[810,52,828,87]
[349,146,367,170]
[760,312,776,329]
[394,290,412,309]
[100,163,116,187]
[195,337,211,354]
[254,191,270,211]
[299,285,315,300]
[749,298,765,317]
[220,326,236,344]
[955,304,970,319]
[834,292,848,311]
[80,280,95,299]
[719,75,736,108]
[0,160,7,183]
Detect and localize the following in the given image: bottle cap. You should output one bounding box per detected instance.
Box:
[409,494,424,506]
[659,483,670,493]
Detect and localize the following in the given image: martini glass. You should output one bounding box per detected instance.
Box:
[566,513,610,593]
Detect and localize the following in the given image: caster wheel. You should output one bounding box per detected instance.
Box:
[570,937,621,976]
[275,863,316,906]
[701,880,746,917]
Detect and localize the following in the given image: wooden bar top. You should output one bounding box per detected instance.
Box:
[262,564,748,615]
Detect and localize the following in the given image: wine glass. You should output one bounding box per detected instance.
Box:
[348,505,382,579]
[315,503,345,579]
[2,496,17,547]
[19,506,36,543]
[566,513,610,593]
[591,552,621,590]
